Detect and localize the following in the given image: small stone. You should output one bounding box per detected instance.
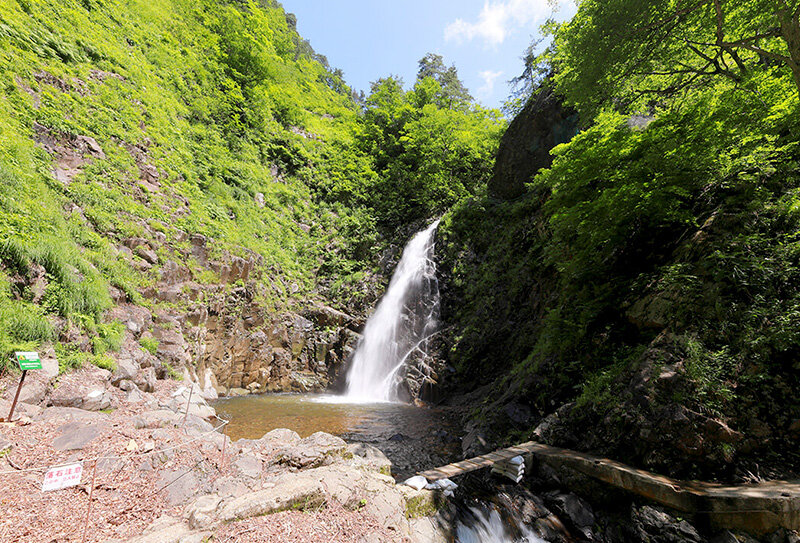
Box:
[135,245,159,265]
[185,494,222,530]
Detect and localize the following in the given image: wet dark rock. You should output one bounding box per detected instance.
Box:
[504,402,533,427]
[389,433,409,442]
[546,493,595,540]
[631,505,702,543]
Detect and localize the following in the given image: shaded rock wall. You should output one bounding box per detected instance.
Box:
[488,86,578,200]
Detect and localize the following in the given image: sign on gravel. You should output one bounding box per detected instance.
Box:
[42,463,83,492]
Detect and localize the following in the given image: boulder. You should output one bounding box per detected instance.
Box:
[136,367,157,393]
[289,371,326,393]
[548,493,595,539]
[168,386,216,420]
[49,366,112,410]
[34,406,109,423]
[409,517,448,543]
[302,303,352,328]
[51,422,106,451]
[133,409,182,429]
[111,357,140,386]
[278,431,348,469]
[348,443,392,476]
[50,381,112,410]
[185,494,222,530]
[2,370,49,406]
[135,245,159,265]
[124,517,195,543]
[238,428,301,453]
[631,505,702,543]
[157,468,203,507]
[218,478,326,521]
[0,399,43,419]
[232,454,262,479]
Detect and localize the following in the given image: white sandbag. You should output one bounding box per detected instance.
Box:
[402,475,429,491]
[426,478,458,492]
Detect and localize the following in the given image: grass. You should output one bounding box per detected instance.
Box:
[139,336,159,355]
[0,0,386,363]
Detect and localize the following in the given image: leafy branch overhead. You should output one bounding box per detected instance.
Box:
[551,0,800,116]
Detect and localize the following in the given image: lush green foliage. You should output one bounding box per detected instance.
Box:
[552,0,800,117]
[439,0,800,475]
[351,74,504,228]
[0,0,504,367]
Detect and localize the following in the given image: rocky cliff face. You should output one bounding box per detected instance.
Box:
[438,88,800,483]
[488,86,578,200]
[121,231,362,398]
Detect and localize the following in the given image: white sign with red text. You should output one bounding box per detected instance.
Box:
[42,462,83,491]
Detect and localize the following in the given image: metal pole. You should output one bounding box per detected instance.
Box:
[81,460,99,543]
[181,384,194,432]
[7,370,27,422]
[220,422,228,473]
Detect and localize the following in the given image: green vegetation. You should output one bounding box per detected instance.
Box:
[163,362,183,381]
[0,0,501,370]
[139,336,160,356]
[439,0,800,476]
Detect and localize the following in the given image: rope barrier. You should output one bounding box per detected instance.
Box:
[0,414,230,475]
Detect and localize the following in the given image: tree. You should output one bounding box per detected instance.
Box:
[416,53,473,107]
[553,0,800,115]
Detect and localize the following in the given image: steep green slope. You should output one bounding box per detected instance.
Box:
[0,0,372,364]
[439,2,800,480]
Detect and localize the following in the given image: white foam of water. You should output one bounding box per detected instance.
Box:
[345,220,441,402]
[455,507,545,543]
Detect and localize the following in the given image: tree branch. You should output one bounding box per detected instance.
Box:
[729,43,792,63]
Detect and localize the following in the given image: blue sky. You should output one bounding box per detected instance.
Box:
[280,0,577,111]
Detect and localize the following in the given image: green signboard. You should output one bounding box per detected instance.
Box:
[15,351,42,371]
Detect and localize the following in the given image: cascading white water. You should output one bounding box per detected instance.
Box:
[345,219,441,402]
[455,507,545,543]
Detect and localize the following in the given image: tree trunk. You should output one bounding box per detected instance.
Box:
[778,8,800,96]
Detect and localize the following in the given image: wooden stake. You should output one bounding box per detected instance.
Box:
[6,370,27,422]
[81,460,98,543]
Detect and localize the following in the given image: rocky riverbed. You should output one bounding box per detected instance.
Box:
[0,368,448,543]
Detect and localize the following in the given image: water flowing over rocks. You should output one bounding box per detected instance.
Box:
[345,220,443,402]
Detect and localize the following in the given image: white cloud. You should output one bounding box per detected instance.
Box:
[477,69,504,98]
[444,0,556,47]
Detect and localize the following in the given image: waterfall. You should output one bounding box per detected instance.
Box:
[455,506,545,543]
[345,219,441,402]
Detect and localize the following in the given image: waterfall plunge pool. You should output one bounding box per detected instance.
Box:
[212,393,462,481]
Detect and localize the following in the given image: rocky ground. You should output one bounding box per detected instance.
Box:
[0,364,448,543]
[2,354,798,543]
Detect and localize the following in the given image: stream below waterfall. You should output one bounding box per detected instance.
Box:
[213,393,463,481]
[212,220,552,542]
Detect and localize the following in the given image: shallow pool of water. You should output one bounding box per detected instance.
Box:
[213,393,462,480]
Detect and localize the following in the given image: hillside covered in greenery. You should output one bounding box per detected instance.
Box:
[0,0,502,370]
[2,0,800,490]
[438,0,800,480]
